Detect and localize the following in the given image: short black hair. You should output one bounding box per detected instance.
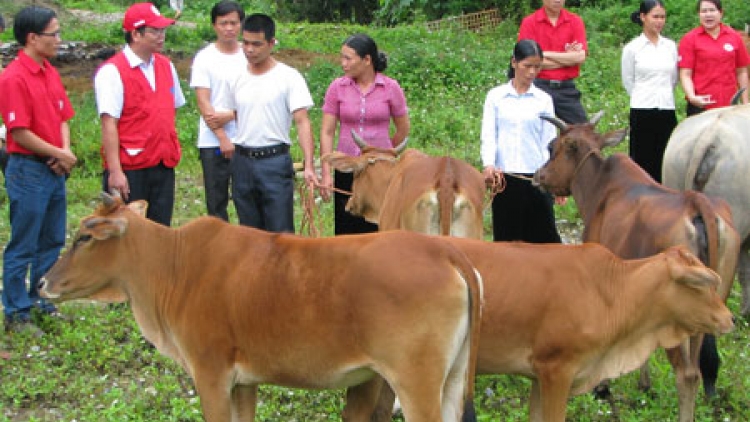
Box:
[13,6,57,46]
[243,13,275,41]
[211,0,245,24]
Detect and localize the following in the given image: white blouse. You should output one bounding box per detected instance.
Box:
[621,33,678,110]
[480,82,556,174]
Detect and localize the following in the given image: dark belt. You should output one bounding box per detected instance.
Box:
[235,143,289,159]
[535,79,575,89]
[11,153,50,164]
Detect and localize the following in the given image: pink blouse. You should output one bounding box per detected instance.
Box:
[322,73,408,156]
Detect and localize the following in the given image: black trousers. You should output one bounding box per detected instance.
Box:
[628,108,677,183]
[334,170,378,235]
[534,79,588,124]
[103,163,175,226]
[230,151,295,233]
[199,147,231,221]
[491,174,561,243]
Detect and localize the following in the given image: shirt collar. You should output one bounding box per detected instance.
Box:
[697,23,731,37]
[535,7,572,25]
[17,49,51,75]
[123,45,154,68]
[635,32,667,47]
[338,73,387,87]
[502,80,543,98]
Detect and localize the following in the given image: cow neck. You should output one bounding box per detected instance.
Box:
[123,219,184,363]
[571,149,606,224]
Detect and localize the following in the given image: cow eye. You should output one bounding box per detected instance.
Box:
[74,234,93,247]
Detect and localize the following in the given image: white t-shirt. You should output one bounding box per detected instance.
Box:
[218,62,313,148]
[189,43,247,148]
[94,45,185,119]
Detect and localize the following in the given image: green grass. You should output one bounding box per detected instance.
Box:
[2,4,750,421]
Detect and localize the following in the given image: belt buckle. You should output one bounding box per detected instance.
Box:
[549,80,562,88]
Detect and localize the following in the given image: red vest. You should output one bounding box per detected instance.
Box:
[103,52,181,170]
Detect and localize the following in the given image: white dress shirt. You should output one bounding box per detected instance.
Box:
[480,81,556,174]
[94,45,186,118]
[621,33,678,110]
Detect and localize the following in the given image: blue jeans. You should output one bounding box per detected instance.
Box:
[2,156,67,320]
[231,152,294,233]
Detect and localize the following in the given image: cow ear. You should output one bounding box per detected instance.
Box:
[666,247,720,289]
[324,152,361,173]
[128,200,148,217]
[83,217,128,240]
[601,128,629,148]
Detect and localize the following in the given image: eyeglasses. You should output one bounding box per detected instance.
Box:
[144,27,167,36]
[37,31,61,38]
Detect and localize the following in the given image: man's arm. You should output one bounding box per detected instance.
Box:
[195,87,235,158]
[10,127,76,175]
[736,67,749,104]
[542,45,586,69]
[293,108,318,187]
[101,114,130,199]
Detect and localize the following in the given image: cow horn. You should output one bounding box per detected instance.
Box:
[541,115,568,132]
[101,191,118,207]
[393,137,409,155]
[589,110,605,126]
[351,130,369,150]
[730,88,746,106]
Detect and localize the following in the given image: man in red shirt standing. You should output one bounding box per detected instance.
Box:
[94,3,185,226]
[518,0,589,124]
[0,6,77,335]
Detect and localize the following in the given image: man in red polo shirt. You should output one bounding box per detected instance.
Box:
[519,0,588,124]
[94,2,185,226]
[0,6,77,335]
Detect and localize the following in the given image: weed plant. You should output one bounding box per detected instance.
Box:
[2,1,750,421]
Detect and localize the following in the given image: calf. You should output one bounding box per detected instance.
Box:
[323,132,485,239]
[40,193,482,422]
[347,240,734,422]
[534,112,740,422]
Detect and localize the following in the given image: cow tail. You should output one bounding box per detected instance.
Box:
[437,158,457,236]
[448,246,482,422]
[690,191,720,272]
[683,123,719,191]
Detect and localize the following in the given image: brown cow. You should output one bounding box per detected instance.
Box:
[323,132,485,239]
[345,240,734,422]
[534,112,740,422]
[39,193,483,422]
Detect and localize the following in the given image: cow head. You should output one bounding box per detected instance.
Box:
[39,193,148,303]
[534,111,628,196]
[322,131,408,224]
[658,247,734,341]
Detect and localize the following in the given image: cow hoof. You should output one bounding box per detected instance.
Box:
[592,384,611,400]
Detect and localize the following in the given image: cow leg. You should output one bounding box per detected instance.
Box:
[528,380,543,422]
[665,336,702,422]
[638,360,652,391]
[390,374,444,422]
[192,374,232,422]
[535,366,574,422]
[371,382,398,422]
[231,384,258,421]
[738,245,750,317]
[343,377,389,422]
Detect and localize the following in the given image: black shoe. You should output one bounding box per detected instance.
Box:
[4,315,45,338]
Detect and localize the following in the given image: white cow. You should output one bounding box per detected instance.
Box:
[663,103,750,316]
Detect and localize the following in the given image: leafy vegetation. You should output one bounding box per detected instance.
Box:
[2,0,750,421]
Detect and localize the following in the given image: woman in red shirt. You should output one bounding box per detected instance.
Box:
[678,0,750,115]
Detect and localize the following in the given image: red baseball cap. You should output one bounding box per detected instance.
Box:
[123,3,175,31]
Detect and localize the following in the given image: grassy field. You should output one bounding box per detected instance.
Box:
[2,1,750,421]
